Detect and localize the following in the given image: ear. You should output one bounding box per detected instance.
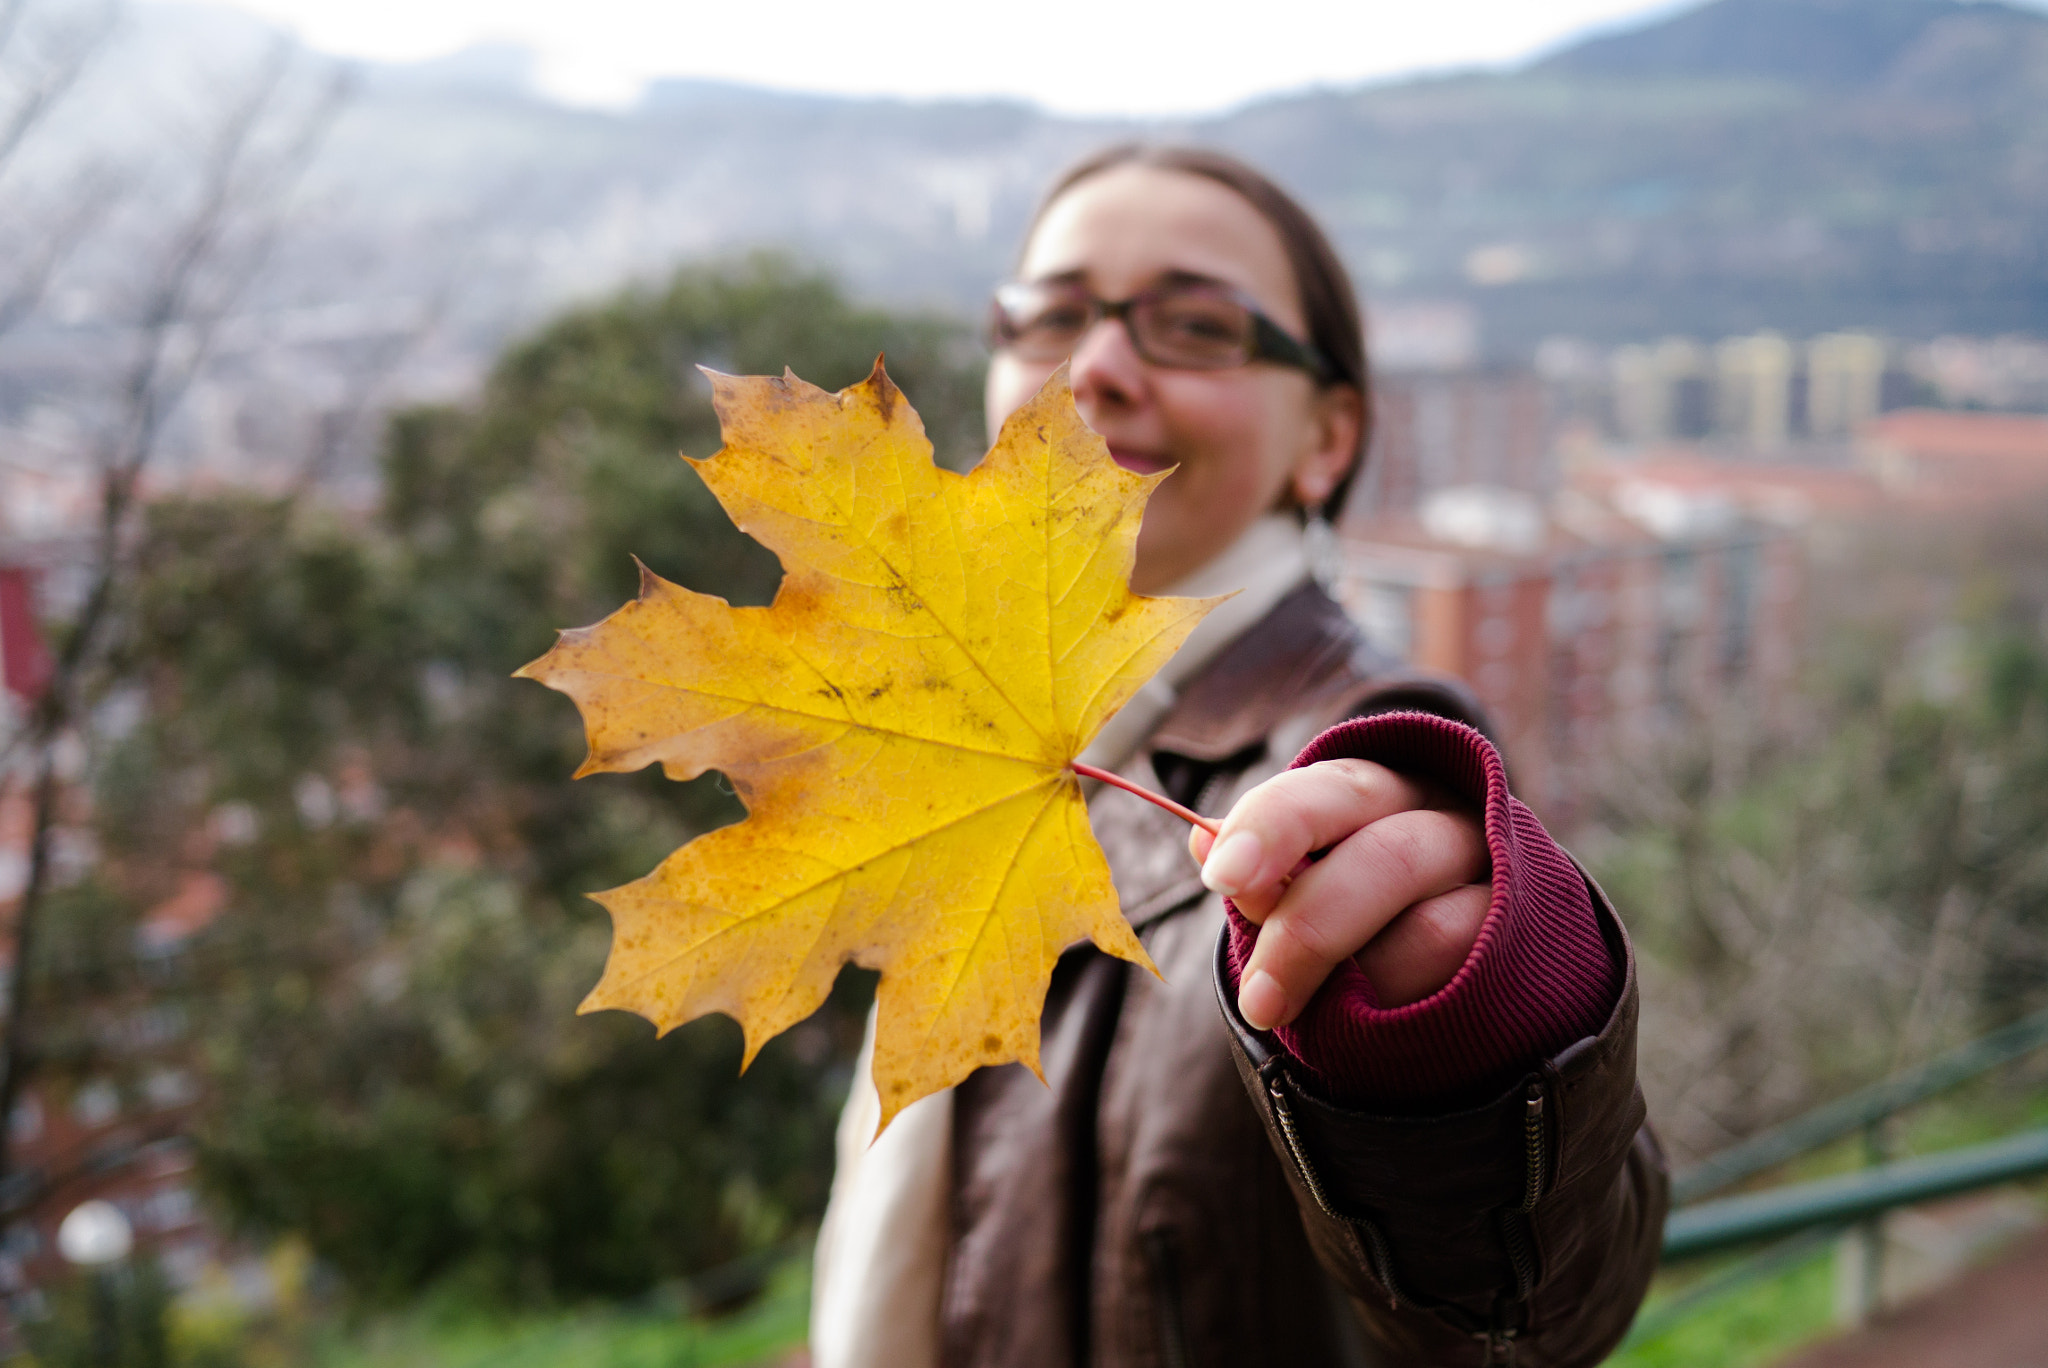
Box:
[1290,384,1364,507]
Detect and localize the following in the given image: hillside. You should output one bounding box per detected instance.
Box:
[1540,0,2044,85]
[10,0,2048,364]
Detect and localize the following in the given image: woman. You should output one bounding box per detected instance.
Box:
[813,145,1666,1368]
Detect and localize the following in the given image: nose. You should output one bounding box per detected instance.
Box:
[1067,312,1148,419]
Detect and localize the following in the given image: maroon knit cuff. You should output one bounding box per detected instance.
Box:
[1223,711,1619,1113]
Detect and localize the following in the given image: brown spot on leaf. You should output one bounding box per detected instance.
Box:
[869,356,898,424]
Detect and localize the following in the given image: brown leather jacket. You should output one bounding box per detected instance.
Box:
[940,584,1667,1367]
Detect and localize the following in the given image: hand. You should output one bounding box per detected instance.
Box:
[1188,759,1492,1031]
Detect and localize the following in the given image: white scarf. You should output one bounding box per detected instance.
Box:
[809,515,1311,1368]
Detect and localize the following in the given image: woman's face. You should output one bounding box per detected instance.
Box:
[985,165,1361,594]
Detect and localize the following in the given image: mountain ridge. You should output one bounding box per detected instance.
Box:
[1537,0,2048,86]
[12,0,2048,362]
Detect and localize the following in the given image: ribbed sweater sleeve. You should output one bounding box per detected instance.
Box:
[1223,711,1619,1112]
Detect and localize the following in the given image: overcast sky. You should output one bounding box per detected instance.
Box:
[150,0,1704,115]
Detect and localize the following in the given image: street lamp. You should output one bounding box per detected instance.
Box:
[56,1202,132,1268]
[56,1200,132,1367]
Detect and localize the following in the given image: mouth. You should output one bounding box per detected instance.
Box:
[1107,446,1170,475]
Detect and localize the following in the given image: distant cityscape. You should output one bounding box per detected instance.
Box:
[1334,318,2048,822]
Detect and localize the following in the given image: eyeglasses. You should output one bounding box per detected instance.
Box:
[986,277,1335,381]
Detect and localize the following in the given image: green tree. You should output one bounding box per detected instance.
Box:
[21,1262,171,1368]
[90,256,985,1304]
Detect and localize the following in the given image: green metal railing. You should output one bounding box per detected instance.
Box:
[1664,1125,2048,1261]
[1626,1006,2048,1350]
[1655,1005,2048,1262]
[1670,1004,2048,1206]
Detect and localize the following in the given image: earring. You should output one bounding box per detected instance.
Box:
[1303,501,1342,590]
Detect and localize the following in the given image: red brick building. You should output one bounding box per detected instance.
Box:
[1356,370,1552,518]
[1333,504,1802,827]
[1859,409,2048,501]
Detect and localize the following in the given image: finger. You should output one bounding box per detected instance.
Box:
[1195,821,1311,903]
[1199,760,1432,913]
[1357,882,1493,1009]
[1237,808,1488,1031]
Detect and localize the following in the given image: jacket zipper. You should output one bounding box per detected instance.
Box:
[1142,1229,1193,1368]
[1268,1081,1405,1310]
[1506,1084,1546,1290]
[1520,1086,1546,1214]
[1266,1072,1550,1344]
[1489,1084,1548,1361]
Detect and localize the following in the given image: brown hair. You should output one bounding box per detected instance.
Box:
[1022,143,1372,513]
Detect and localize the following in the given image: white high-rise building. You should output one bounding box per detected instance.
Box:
[1715,333,1795,450]
[1807,332,1887,438]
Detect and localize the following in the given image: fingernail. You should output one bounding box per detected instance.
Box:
[1239,969,1286,1032]
[1201,830,1263,896]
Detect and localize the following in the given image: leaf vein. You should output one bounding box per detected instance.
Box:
[604,775,1064,997]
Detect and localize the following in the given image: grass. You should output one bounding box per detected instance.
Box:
[290,1239,1845,1368]
[295,1260,808,1368]
[285,1246,1836,1368]
[1610,1244,1837,1368]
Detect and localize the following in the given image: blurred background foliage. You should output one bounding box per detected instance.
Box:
[74,254,986,1308]
[10,239,2045,1368]
[20,1263,171,1368]
[1587,507,2048,1162]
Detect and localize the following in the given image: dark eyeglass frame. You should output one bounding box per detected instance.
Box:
[986,277,1337,382]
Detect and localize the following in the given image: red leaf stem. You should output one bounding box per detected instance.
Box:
[1071,760,1220,836]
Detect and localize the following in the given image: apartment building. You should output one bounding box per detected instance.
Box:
[1336,491,1802,826]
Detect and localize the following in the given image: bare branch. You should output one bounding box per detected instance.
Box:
[0,0,116,184]
[0,158,120,338]
[287,286,450,495]
[0,0,30,77]
[0,42,352,1197]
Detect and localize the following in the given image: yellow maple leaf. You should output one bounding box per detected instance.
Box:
[517,360,1219,1128]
